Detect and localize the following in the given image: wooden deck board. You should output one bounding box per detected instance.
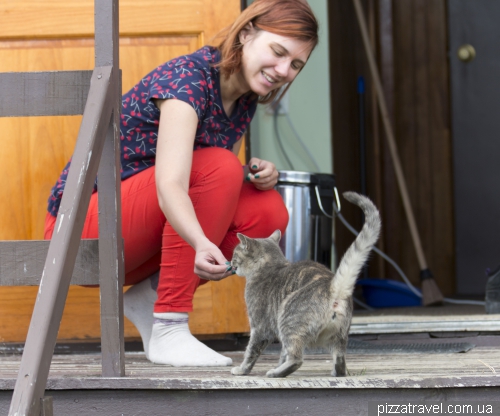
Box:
[1,346,499,391]
[351,305,500,333]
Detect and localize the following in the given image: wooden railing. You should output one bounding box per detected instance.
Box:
[0,1,124,415]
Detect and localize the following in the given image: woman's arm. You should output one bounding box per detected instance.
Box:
[155,99,232,281]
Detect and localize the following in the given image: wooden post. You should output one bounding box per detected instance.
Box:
[39,397,53,416]
[95,0,125,378]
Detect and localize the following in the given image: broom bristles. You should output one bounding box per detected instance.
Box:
[422,279,444,306]
[420,269,444,306]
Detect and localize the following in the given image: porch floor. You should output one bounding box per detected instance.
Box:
[2,305,500,415]
[1,332,499,390]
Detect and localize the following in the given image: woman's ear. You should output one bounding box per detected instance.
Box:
[238,22,255,45]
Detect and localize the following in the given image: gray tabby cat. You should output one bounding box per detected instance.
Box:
[230,191,381,378]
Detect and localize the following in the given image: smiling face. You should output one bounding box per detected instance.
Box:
[237,26,312,97]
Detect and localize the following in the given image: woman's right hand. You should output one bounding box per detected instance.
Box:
[194,239,234,281]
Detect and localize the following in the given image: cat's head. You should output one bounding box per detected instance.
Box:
[231,230,286,277]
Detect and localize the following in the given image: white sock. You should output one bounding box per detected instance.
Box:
[149,312,233,367]
[123,272,159,359]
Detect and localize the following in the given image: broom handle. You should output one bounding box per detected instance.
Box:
[352,0,428,270]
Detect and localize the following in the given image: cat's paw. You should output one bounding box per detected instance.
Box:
[266,368,283,378]
[331,369,346,377]
[231,366,248,376]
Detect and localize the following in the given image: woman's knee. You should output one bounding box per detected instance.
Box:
[191,147,243,191]
[193,147,242,174]
[260,190,289,234]
[242,188,289,237]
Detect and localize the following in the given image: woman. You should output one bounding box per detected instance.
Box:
[45,0,319,366]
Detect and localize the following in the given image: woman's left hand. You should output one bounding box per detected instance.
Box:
[246,158,279,191]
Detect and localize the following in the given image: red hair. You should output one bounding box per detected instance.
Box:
[213,0,319,104]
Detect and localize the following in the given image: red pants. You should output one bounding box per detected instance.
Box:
[44,147,289,312]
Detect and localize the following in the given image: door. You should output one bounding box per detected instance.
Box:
[0,0,249,342]
[448,1,500,295]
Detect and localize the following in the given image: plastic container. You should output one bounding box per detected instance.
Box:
[356,278,421,308]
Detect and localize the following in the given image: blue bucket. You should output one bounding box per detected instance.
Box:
[356,278,421,308]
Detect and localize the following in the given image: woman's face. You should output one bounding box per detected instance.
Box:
[238,27,312,96]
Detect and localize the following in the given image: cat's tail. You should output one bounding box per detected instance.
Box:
[331,192,381,300]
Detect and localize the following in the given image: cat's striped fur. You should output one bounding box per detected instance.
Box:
[230,192,381,378]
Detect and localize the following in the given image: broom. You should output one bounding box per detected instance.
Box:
[352,0,444,306]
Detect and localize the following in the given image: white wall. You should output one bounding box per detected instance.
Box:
[249,0,332,174]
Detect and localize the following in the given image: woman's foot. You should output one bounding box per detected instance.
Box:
[149,312,233,367]
[123,272,159,359]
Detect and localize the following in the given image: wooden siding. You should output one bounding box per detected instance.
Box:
[329,0,454,295]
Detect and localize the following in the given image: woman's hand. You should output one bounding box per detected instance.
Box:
[194,239,235,281]
[245,158,279,191]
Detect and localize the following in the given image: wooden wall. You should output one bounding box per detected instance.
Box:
[0,0,250,343]
[328,0,454,295]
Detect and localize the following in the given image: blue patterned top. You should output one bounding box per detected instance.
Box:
[48,46,257,216]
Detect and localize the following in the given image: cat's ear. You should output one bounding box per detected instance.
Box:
[270,229,281,243]
[237,233,250,249]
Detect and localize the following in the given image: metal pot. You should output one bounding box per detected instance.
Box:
[275,171,337,269]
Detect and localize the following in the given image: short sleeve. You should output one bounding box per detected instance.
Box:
[148,57,210,120]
